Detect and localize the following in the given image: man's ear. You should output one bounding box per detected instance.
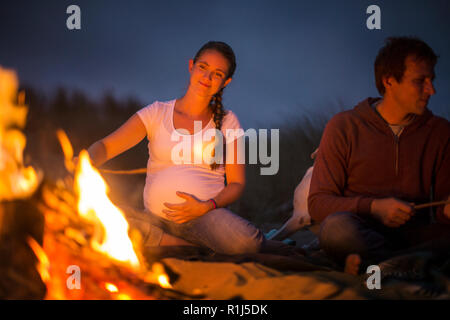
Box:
[382,75,397,92]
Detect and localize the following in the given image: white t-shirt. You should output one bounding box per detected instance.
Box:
[136,99,243,218]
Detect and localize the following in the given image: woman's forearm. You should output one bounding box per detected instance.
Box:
[87,140,108,167]
[84,113,147,168]
[211,182,245,209]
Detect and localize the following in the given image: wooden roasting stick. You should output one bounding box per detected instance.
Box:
[414,200,450,210]
[96,165,450,210]
[99,168,147,175]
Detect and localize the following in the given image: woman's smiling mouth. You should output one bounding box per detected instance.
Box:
[199,81,211,88]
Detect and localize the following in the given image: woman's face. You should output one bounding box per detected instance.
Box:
[188,49,232,98]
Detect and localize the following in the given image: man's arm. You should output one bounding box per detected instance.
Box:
[308,115,375,223]
[308,113,424,226]
[435,133,450,224]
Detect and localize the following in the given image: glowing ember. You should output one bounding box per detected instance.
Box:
[145,262,172,289]
[74,150,140,268]
[0,66,39,201]
[104,282,119,293]
[117,293,132,300]
[158,274,172,289]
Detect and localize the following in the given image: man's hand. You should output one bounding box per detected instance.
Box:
[443,195,450,220]
[370,197,414,228]
[163,192,214,224]
[311,148,319,160]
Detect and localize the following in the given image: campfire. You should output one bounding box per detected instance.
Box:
[0,66,191,300]
[0,68,39,202]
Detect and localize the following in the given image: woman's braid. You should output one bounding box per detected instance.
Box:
[209,88,227,170]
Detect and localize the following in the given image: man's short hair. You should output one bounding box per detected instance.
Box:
[374,36,438,95]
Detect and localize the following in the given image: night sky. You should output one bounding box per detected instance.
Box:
[1,0,449,128]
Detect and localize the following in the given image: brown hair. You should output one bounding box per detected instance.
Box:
[374,36,438,95]
[193,41,236,170]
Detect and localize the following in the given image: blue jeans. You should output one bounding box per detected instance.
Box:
[124,207,265,255]
[318,211,450,265]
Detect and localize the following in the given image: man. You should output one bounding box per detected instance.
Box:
[308,37,450,272]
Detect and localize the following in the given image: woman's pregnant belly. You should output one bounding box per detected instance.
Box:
[143,165,224,218]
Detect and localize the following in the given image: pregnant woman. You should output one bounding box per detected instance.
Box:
[85,41,265,255]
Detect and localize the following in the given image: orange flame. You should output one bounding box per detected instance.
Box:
[74,150,140,268]
[56,132,172,293]
[144,262,172,289]
[56,129,75,172]
[28,237,50,283]
[0,66,39,201]
[28,235,71,300]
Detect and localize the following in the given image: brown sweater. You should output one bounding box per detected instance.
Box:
[308,98,450,224]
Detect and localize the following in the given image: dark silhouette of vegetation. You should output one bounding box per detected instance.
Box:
[23,86,147,208]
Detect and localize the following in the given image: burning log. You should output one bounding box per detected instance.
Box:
[0,192,46,299]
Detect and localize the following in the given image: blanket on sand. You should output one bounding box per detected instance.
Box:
[141,238,450,300]
[124,206,450,300]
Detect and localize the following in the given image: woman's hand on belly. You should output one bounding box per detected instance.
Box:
[163,191,214,224]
